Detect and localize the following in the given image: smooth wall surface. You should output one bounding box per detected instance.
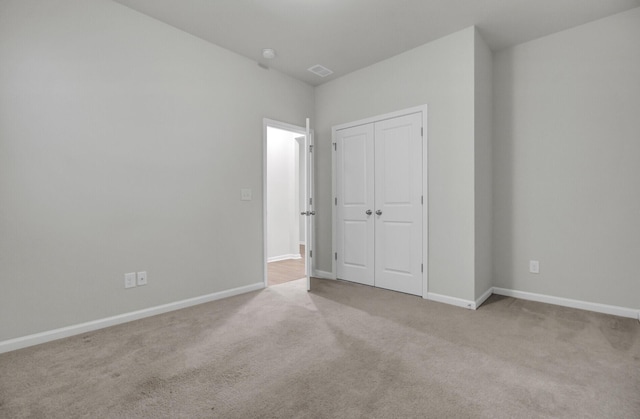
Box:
[474,29,494,300]
[0,0,314,340]
[315,28,477,301]
[493,8,640,309]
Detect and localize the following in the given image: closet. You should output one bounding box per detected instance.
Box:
[334,110,424,296]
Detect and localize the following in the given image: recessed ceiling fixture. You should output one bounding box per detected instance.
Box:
[262,48,276,60]
[307,64,333,78]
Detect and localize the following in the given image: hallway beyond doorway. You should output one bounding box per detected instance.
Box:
[267,245,305,286]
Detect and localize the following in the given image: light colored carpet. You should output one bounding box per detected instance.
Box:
[1,278,639,418]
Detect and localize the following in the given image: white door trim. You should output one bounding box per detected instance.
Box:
[263,118,314,288]
[304,118,314,291]
[331,105,428,297]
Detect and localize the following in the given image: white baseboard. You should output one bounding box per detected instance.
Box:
[492,287,640,319]
[267,254,302,263]
[0,282,265,354]
[312,270,335,280]
[475,287,494,309]
[426,292,475,310]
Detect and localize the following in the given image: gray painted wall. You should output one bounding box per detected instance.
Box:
[493,8,640,309]
[474,30,494,299]
[0,0,314,340]
[2,0,637,343]
[315,28,478,301]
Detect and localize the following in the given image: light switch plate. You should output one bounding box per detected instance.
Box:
[241,188,252,201]
[137,271,147,286]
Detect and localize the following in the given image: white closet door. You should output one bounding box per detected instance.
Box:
[336,124,375,286]
[374,113,423,295]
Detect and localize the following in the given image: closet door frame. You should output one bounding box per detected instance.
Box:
[331,105,428,298]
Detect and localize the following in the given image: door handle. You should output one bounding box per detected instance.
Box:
[309,211,316,216]
[365,210,372,215]
[300,211,307,216]
[300,211,316,216]
[375,210,382,215]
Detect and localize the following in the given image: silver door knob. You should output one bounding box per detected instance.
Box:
[300,211,307,216]
[365,210,372,215]
[309,211,316,215]
[375,210,382,215]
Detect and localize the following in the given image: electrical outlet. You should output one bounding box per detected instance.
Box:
[529,260,540,274]
[124,272,137,288]
[240,188,252,201]
[137,271,147,286]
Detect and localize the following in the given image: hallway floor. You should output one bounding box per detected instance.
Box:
[267,245,305,286]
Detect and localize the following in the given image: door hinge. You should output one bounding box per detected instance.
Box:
[421,195,423,205]
[309,197,312,205]
[421,127,423,137]
[334,197,337,206]
[333,142,337,151]
[309,144,313,152]
[421,263,423,273]
[335,252,337,260]
[310,250,312,258]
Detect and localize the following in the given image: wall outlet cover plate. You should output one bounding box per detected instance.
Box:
[529,260,540,274]
[241,188,252,201]
[124,272,137,288]
[137,271,148,286]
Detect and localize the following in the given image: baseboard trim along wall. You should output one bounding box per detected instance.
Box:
[426,289,492,310]
[427,287,639,318]
[475,287,494,309]
[492,287,640,319]
[312,270,336,280]
[5,282,635,354]
[0,282,265,354]
[267,254,302,263]
[425,292,476,310]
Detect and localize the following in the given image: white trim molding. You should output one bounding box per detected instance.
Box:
[267,254,302,263]
[492,287,640,319]
[474,287,494,309]
[0,282,265,354]
[426,288,493,310]
[426,292,476,310]
[312,270,336,280]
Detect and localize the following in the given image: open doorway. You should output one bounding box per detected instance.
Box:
[264,121,310,287]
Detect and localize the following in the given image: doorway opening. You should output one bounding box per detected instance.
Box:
[263,120,311,287]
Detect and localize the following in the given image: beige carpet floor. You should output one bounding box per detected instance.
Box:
[1,278,639,418]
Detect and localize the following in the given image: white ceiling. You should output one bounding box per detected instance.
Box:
[113,0,640,86]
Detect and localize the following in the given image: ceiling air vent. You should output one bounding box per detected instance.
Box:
[307,64,333,78]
